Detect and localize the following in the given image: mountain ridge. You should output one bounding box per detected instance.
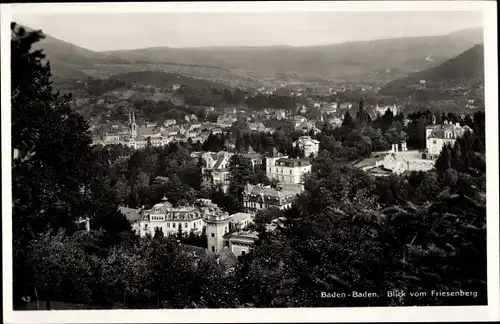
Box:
[378,44,484,99]
[101,27,484,80]
[17,22,483,84]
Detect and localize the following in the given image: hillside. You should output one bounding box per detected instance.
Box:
[379,44,484,98]
[107,71,230,90]
[102,27,483,81]
[20,24,130,79]
[21,24,483,85]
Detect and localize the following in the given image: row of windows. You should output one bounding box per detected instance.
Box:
[269,167,293,175]
[145,220,203,230]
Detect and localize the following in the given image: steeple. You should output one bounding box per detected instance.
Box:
[130,108,137,139]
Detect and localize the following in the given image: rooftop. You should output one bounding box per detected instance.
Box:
[244,183,303,199]
[275,158,311,166]
[118,207,142,223]
[229,212,254,223]
[224,230,259,240]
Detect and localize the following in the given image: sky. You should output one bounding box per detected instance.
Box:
[13,11,483,52]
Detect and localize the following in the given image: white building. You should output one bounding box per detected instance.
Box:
[242,183,303,213]
[138,197,226,238]
[228,212,254,231]
[425,121,472,158]
[293,136,320,157]
[223,231,258,257]
[222,215,283,257]
[266,149,312,184]
[200,151,234,192]
[102,133,121,143]
[164,119,177,127]
[293,118,322,135]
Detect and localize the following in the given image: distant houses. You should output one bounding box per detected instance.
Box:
[293,136,320,157]
[200,151,234,192]
[242,183,303,213]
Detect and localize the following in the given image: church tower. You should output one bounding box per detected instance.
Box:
[130,109,137,139]
[205,212,230,253]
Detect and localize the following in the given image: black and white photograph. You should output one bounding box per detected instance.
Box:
[2,1,499,323]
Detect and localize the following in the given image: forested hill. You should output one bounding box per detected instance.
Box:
[107,71,230,90]
[378,44,484,98]
[20,24,129,79]
[102,28,483,80]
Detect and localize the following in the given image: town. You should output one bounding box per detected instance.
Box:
[9,8,489,313]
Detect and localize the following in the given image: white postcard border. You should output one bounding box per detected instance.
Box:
[2,1,498,323]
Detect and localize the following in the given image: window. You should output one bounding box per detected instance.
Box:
[184,223,188,228]
[241,251,246,256]
[167,223,170,228]
[211,233,215,237]
[433,140,437,144]
[290,170,292,175]
[211,246,215,252]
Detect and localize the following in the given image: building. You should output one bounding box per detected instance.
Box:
[376,152,435,174]
[222,217,284,257]
[425,121,472,158]
[200,151,234,192]
[248,122,273,133]
[293,136,320,157]
[138,197,226,238]
[205,211,232,253]
[326,116,344,128]
[339,102,353,110]
[228,212,254,232]
[125,109,170,149]
[242,183,303,213]
[102,133,121,144]
[164,119,177,127]
[320,105,337,115]
[266,149,312,184]
[355,150,435,176]
[223,230,258,257]
[294,118,322,134]
[274,109,286,120]
[217,114,237,127]
[240,147,263,170]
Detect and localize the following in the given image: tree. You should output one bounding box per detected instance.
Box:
[342,111,354,128]
[177,224,183,242]
[28,230,95,309]
[11,23,93,304]
[355,100,371,129]
[435,144,452,175]
[228,155,254,193]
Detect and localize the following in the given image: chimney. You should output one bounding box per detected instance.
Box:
[455,122,460,127]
